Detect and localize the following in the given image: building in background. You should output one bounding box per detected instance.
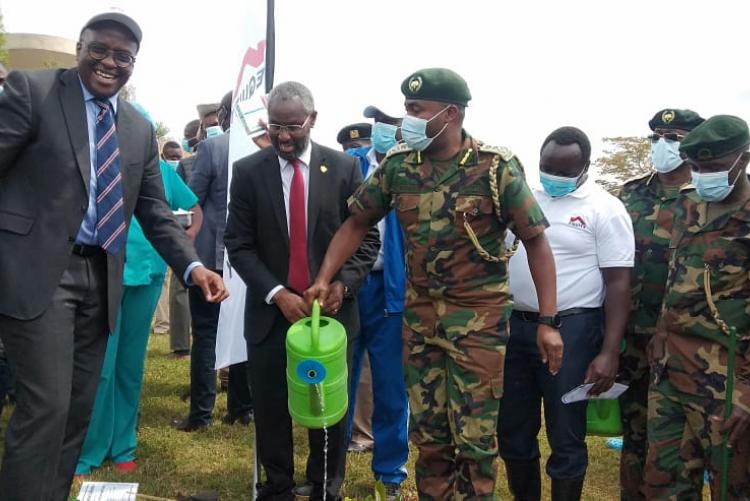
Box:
[6,33,75,70]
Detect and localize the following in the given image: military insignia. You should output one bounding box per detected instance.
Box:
[408,76,423,93]
[697,148,713,160]
[320,165,328,173]
[662,110,675,124]
[349,130,360,140]
[477,143,515,162]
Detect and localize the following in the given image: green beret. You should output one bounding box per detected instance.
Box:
[401,68,471,107]
[648,108,704,131]
[679,115,750,161]
[336,123,371,145]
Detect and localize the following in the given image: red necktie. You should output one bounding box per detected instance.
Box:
[288,159,309,293]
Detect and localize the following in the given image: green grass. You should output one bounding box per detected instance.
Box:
[1,335,623,500]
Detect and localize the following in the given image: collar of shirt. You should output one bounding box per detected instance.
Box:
[78,76,119,115]
[277,141,312,171]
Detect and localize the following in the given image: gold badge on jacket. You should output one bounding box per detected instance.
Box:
[320,165,328,173]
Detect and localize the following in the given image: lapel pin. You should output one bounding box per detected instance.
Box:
[320,165,328,173]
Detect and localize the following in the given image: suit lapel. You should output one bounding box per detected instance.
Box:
[58,69,91,191]
[264,153,290,247]
[307,142,324,241]
[115,99,136,197]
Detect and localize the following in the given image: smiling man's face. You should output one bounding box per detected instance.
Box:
[76,25,138,99]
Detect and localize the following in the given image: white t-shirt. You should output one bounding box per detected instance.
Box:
[508,180,635,312]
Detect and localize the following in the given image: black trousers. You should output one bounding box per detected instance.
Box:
[188,284,253,423]
[0,251,109,501]
[249,314,352,501]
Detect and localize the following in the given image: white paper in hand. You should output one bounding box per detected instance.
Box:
[561,382,628,404]
[78,481,138,501]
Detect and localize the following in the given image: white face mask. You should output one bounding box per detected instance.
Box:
[651,137,684,173]
[400,106,450,151]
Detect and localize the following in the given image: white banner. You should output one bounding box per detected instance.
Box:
[215,0,270,369]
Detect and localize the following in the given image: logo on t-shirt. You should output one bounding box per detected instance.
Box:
[569,215,587,229]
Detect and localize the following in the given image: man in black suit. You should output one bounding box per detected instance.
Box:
[0,13,227,500]
[224,81,378,501]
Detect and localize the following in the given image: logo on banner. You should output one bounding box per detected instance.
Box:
[234,41,267,105]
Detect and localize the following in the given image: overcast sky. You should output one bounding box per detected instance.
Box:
[3,0,748,183]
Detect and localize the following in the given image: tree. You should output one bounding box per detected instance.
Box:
[155,121,170,142]
[120,84,136,102]
[593,136,652,194]
[0,10,9,65]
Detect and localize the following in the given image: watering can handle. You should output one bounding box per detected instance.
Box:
[311,299,321,351]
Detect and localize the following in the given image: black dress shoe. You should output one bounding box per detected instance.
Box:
[222,411,254,426]
[292,481,313,497]
[171,417,210,432]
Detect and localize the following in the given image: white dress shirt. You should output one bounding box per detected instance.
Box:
[366,148,386,271]
[265,142,313,304]
[508,180,635,312]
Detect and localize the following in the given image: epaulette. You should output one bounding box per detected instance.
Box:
[622,171,656,189]
[384,142,413,160]
[477,142,515,162]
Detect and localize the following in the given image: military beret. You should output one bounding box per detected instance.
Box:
[82,12,142,48]
[679,115,750,161]
[336,123,372,145]
[648,108,704,131]
[401,68,471,107]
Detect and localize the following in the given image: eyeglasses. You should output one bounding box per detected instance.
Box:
[86,42,136,68]
[267,115,311,134]
[647,132,685,143]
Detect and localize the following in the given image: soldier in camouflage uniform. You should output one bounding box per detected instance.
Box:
[305,68,563,500]
[645,115,750,500]
[617,108,704,500]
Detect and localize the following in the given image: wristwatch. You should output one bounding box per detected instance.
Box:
[538,314,562,329]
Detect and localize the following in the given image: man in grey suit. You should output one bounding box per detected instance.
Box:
[0,13,227,500]
[174,91,252,430]
[225,81,378,501]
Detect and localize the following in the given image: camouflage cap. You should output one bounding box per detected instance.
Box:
[679,115,750,161]
[401,68,471,107]
[648,108,704,131]
[336,123,372,145]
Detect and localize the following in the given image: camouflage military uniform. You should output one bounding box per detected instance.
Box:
[348,134,548,500]
[617,172,683,500]
[645,188,750,500]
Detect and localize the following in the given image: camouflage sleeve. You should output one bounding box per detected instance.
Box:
[347,158,391,225]
[500,157,549,240]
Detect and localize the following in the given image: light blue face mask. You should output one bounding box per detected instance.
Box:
[165,159,180,170]
[691,153,744,202]
[371,122,399,154]
[540,168,585,198]
[651,138,683,173]
[181,138,192,153]
[400,106,450,151]
[205,125,224,138]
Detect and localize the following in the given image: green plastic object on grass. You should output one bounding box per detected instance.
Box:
[587,399,622,437]
[286,299,348,429]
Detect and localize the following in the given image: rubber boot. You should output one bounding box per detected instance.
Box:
[504,459,542,501]
[551,476,585,501]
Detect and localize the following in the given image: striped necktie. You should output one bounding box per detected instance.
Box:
[94,100,126,254]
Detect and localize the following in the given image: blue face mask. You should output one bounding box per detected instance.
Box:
[691,153,744,202]
[400,106,450,151]
[181,138,192,153]
[651,138,683,173]
[165,159,180,170]
[205,125,224,138]
[371,122,399,154]
[540,168,585,198]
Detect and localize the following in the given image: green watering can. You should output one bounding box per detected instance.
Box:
[586,399,622,437]
[286,299,348,429]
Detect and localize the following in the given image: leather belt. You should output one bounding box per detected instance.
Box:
[512,307,601,322]
[71,244,105,257]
